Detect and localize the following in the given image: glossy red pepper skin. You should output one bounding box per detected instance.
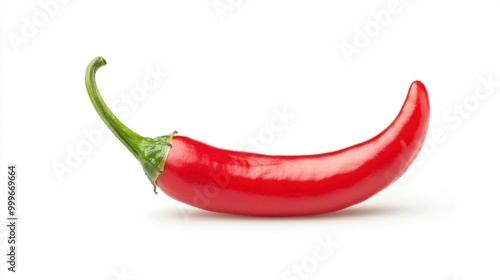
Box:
[156,81,430,216]
[85,57,429,217]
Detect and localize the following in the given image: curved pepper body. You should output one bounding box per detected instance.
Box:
[156,81,430,216]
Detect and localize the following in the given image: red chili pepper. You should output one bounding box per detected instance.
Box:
[85,57,430,216]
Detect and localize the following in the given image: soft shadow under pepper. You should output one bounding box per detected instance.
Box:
[85,56,430,217]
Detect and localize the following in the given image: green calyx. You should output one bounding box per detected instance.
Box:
[85,56,175,194]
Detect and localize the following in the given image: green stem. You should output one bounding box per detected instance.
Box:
[85,57,175,193]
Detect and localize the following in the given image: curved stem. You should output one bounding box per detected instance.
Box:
[85,57,143,155]
[85,57,175,193]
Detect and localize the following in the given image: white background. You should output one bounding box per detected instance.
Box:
[1,1,500,279]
